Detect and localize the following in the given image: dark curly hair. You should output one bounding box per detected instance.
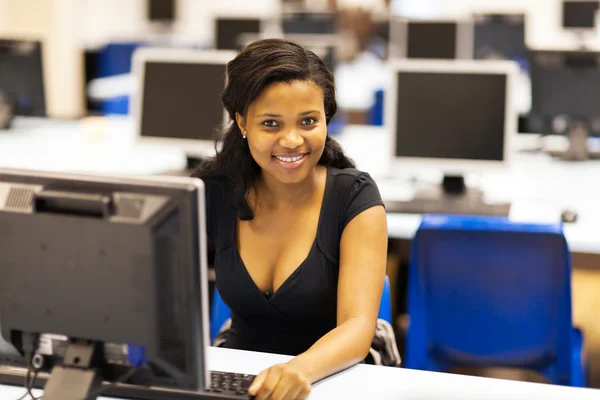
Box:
[194,38,354,220]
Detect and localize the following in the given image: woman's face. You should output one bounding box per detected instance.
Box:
[236,80,327,185]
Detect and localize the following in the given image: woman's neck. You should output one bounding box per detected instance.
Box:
[253,166,325,212]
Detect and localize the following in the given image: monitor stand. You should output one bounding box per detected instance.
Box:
[42,341,104,400]
[384,175,511,216]
[546,120,600,161]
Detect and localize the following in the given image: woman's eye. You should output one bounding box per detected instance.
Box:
[262,120,278,127]
[301,117,316,126]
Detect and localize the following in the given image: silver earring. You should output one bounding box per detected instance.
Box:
[242,134,246,139]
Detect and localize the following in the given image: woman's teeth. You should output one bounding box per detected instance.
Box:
[275,154,305,163]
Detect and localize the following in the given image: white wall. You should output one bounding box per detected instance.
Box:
[79,0,281,49]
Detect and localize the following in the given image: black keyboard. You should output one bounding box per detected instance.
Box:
[384,199,511,216]
[204,370,256,399]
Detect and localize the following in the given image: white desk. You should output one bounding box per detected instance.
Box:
[1,117,599,255]
[0,117,187,175]
[334,125,600,255]
[0,347,599,400]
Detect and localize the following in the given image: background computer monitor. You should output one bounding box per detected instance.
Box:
[385,59,517,188]
[215,17,264,51]
[473,13,527,62]
[0,39,46,117]
[0,168,210,396]
[562,0,600,28]
[528,49,600,136]
[147,0,176,22]
[131,48,236,158]
[389,18,474,60]
[238,33,339,71]
[281,11,336,34]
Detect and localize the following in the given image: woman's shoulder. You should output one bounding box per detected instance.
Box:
[327,166,379,191]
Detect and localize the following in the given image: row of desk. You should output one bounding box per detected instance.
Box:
[1,116,599,256]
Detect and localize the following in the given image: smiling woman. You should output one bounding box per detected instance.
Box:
[194,39,390,400]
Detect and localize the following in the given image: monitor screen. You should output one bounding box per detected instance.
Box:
[282,12,336,34]
[0,40,46,117]
[147,0,176,22]
[140,61,226,142]
[473,14,526,61]
[529,50,600,135]
[407,22,457,59]
[216,18,262,51]
[562,1,599,28]
[393,70,507,161]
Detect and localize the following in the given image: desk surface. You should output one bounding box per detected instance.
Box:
[1,117,599,255]
[0,347,599,400]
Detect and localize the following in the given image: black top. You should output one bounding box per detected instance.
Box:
[206,167,384,356]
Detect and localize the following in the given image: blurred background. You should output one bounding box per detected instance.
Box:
[2,0,600,392]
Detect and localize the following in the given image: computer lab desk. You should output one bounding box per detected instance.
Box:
[1,117,599,257]
[0,346,599,400]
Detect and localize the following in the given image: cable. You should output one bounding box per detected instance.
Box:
[13,363,39,400]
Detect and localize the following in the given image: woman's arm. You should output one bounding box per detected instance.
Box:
[249,205,388,400]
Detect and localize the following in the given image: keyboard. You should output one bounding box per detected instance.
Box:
[384,199,511,217]
[204,370,256,399]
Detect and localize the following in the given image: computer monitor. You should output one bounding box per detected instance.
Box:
[0,39,46,121]
[281,11,336,34]
[131,48,236,158]
[0,168,210,398]
[562,0,599,29]
[389,18,474,60]
[215,17,264,51]
[237,33,340,72]
[473,13,527,62]
[385,60,517,204]
[528,49,600,160]
[147,0,176,22]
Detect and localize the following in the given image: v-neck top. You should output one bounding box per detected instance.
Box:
[205,166,384,356]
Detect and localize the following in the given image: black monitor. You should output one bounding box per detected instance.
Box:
[281,12,336,34]
[215,18,262,51]
[0,39,46,120]
[473,13,527,61]
[0,168,210,399]
[389,18,473,60]
[147,0,176,22]
[562,0,600,28]
[529,49,600,159]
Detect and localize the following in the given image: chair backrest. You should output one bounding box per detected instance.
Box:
[211,275,393,343]
[406,215,573,371]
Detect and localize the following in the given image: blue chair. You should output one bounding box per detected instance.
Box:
[405,215,587,387]
[210,275,393,343]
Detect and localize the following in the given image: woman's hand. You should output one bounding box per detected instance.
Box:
[248,361,311,400]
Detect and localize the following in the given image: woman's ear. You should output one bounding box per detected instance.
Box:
[235,112,246,136]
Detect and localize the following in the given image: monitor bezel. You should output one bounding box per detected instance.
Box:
[385,59,518,174]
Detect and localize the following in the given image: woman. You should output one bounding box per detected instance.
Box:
[195,39,388,400]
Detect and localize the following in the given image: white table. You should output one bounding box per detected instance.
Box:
[0,347,599,400]
[0,117,187,175]
[334,125,600,255]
